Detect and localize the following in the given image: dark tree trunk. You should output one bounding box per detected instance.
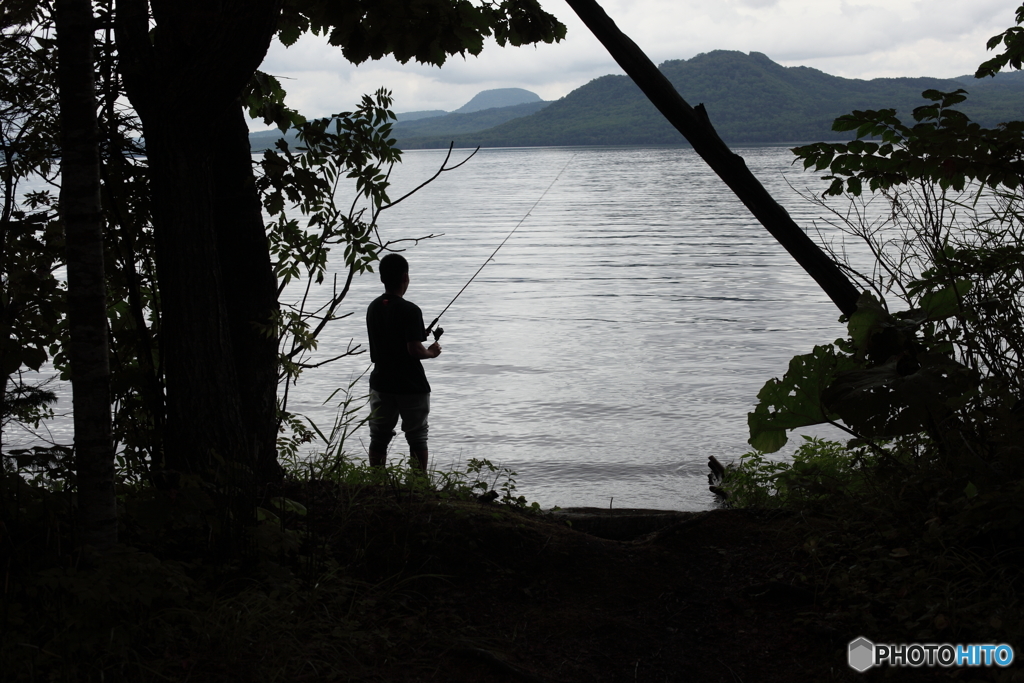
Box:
[210,102,281,484]
[56,0,118,549]
[115,0,281,485]
[564,0,860,316]
[140,123,251,476]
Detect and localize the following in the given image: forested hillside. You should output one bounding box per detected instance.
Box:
[398,50,1024,148]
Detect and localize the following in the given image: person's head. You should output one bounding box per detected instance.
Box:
[379,253,409,292]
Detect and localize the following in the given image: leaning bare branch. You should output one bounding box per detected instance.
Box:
[302,264,359,348]
[293,346,366,371]
[297,304,355,324]
[376,143,480,215]
[376,233,445,252]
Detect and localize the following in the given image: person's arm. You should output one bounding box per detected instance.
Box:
[407,341,441,359]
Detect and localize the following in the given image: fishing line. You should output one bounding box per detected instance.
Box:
[424,153,577,341]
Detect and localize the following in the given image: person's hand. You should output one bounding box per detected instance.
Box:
[428,342,442,358]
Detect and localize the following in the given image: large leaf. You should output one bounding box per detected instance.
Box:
[748,345,860,453]
[847,292,892,358]
[919,279,973,321]
[847,292,929,362]
[822,352,977,438]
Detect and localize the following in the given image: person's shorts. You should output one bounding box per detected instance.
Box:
[368,390,430,451]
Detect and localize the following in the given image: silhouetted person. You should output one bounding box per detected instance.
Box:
[365,254,442,471]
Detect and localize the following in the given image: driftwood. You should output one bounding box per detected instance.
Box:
[563,0,860,317]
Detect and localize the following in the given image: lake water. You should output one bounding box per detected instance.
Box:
[279,145,852,511]
[12,144,857,510]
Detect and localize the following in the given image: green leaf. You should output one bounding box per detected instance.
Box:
[256,507,280,523]
[823,353,976,438]
[918,280,972,321]
[832,115,861,133]
[846,292,894,358]
[270,496,307,515]
[278,22,301,47]
[747,345,860,452]
[21,345,47,371]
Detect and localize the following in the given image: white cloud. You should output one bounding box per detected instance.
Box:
[254,0,1019,128]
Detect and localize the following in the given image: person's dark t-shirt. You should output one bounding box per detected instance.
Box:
[366,292,430,394]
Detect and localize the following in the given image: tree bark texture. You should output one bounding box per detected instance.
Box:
[115,0,281,483]
[210,102,282,484]
[56,0,118,549]
[563,0,861,316]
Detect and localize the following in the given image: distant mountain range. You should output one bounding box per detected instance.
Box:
[395,88,543,122]
[249,52,1024,152]
[248,87,547,152]
[391,100,550,139]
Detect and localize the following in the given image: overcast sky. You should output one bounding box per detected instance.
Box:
[257,0,1017,125]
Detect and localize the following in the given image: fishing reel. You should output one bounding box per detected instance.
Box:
[425,317,444,345]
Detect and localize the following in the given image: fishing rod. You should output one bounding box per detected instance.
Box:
[424,154,576,343]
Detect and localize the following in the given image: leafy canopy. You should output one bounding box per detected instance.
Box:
[793,89,1024,196]
[278,0,566,65]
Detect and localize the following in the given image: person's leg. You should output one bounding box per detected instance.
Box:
[398,393,430,471]
[368,447,388,468]
[368,390,400,467]
[409,448,428,471]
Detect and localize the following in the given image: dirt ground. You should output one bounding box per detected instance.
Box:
[347,504,873,683]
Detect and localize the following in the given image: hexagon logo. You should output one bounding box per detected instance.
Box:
[848,637,875,672]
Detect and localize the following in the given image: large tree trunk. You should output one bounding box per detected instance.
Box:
[115,0,281,486]
[56,0,118,549]
[564,0,860,316]
[210,102,282,484]
[140,123,251,477]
